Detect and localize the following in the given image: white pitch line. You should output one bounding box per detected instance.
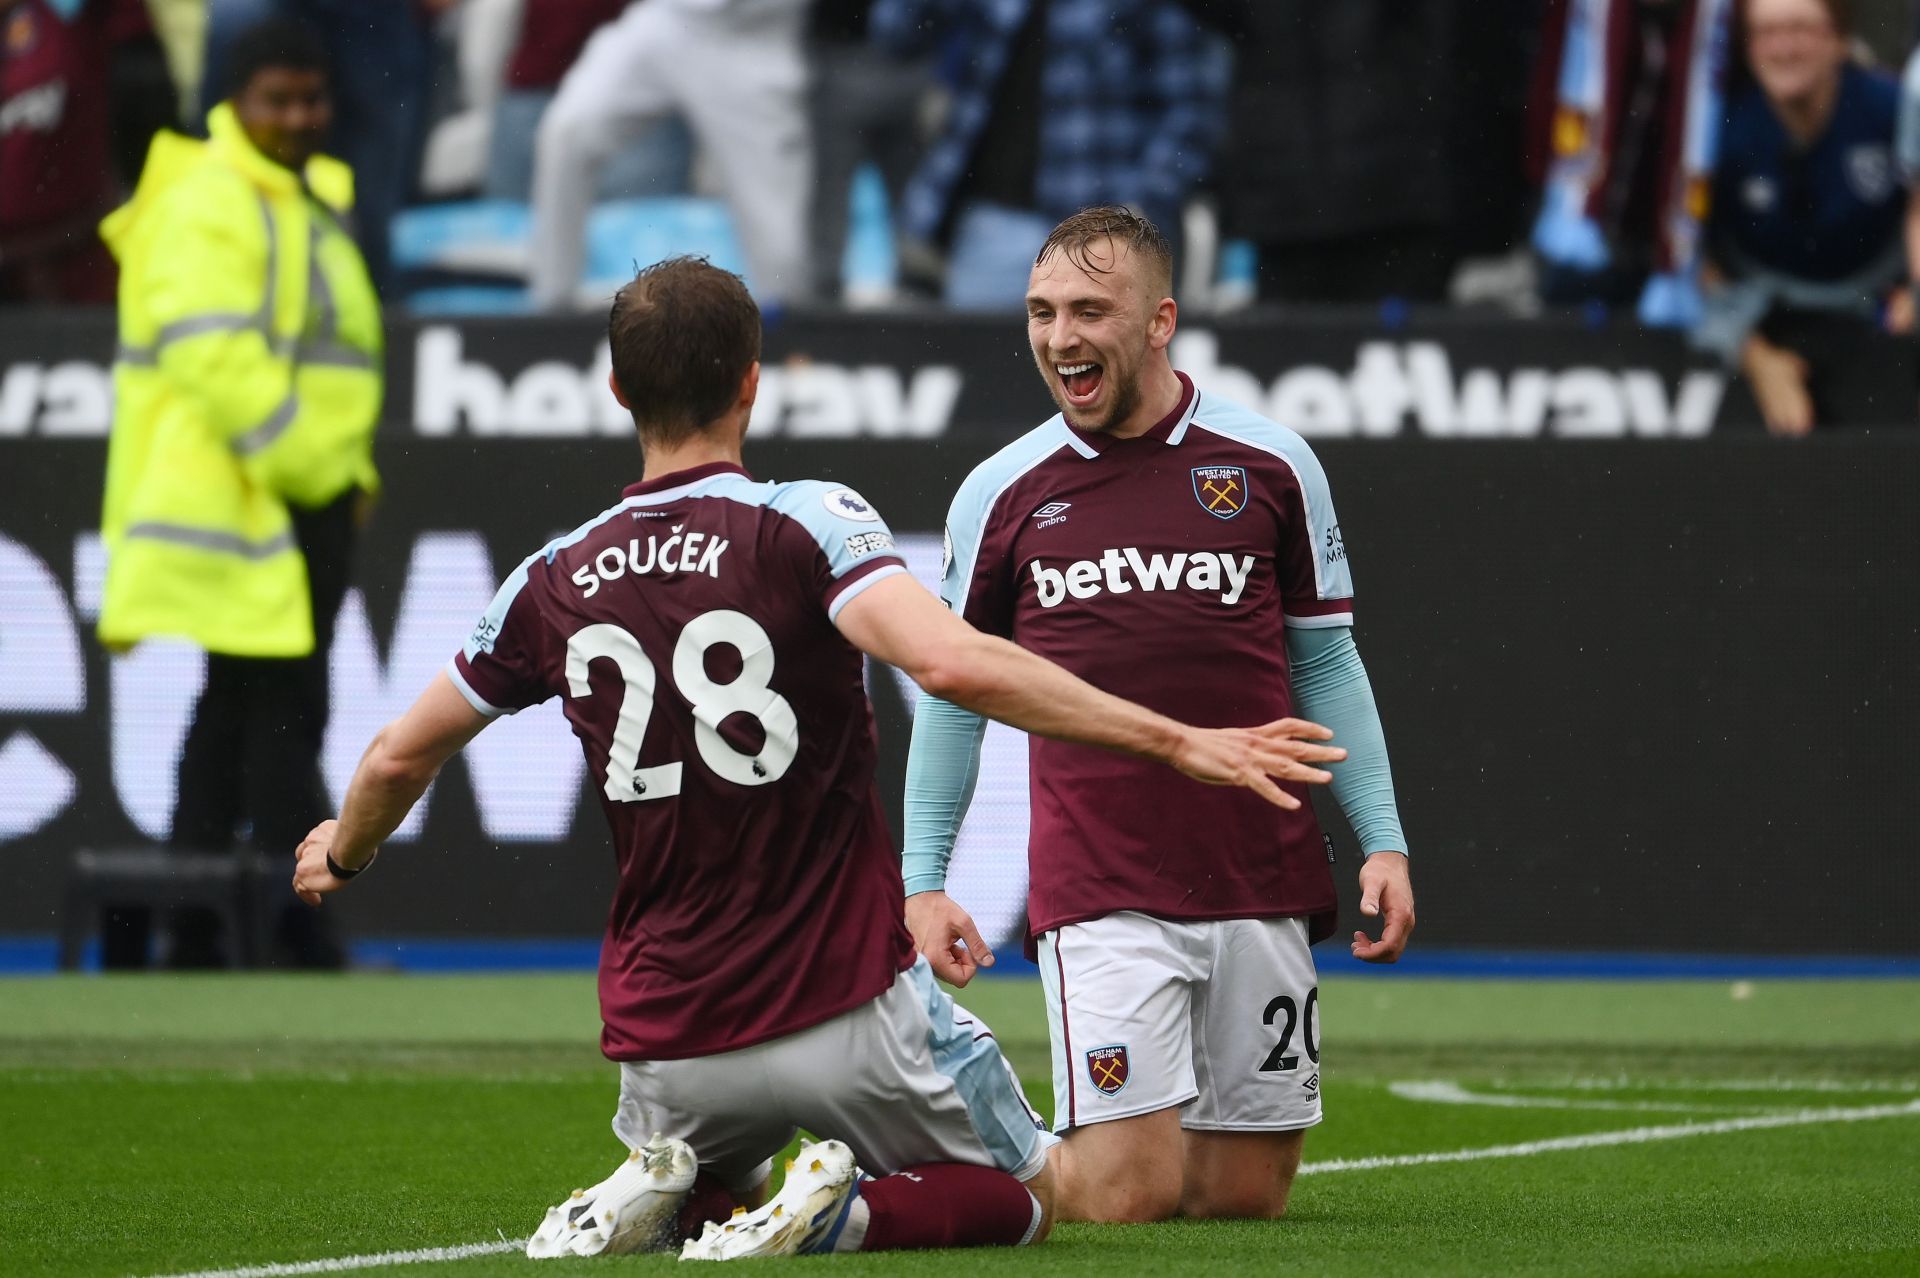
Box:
[1557,1076,1920,1094]
[1388,1079,1761,1114]
[141,1099,1920,1278]
[136,1239,524,1278]
[1300,1098,1920,1175]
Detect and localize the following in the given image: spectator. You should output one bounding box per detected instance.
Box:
[1897,20,1920,316]
[482,0,692,205]
[200,0,449,296]
[107,0,177,188]
[96,18,382,967]
[1180,0,1471,306]
[1530,0,1737,318]
[1698,0,1913,434]
[805,0,937,303]
[871,0,1229,311]
[0,0,117,304]
[529,0,811,311]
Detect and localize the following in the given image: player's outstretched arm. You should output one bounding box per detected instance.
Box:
[291,672,491,905]
[835,573,1345,808]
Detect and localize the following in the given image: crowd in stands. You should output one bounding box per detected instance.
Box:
[3,0,1918,429]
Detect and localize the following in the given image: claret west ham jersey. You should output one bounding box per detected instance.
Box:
[942,374,1352,943]
[448,462,916,1061]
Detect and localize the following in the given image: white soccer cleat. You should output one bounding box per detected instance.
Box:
[678,1139,860,1262]
[526,1133,699,1258]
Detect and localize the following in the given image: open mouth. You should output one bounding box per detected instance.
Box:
[1056,361,1104,408]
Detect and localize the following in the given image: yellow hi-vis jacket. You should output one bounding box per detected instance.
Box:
[97,103,382,658]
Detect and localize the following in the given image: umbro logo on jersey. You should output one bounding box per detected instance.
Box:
[1032,501,1071,528]
[1030,548,1256,608]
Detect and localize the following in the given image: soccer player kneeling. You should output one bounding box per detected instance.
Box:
[292,258,1344,1260]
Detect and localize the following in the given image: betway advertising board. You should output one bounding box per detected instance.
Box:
[6,310,1912,957]
[1,309,1753,440]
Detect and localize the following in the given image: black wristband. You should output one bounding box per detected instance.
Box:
[326,851,372,880]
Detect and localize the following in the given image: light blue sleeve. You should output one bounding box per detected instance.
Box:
[902,695,988,895]
[900,471,996,894]
[765,480,909,620]
[1286,624,1407,857]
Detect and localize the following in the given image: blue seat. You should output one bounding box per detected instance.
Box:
[392,199,533,281]
[585,196,749,295]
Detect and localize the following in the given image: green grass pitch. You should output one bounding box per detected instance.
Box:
[3,974,1918,1277]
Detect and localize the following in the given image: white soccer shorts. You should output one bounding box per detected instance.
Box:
[1038,912,1324,1132]
[612,956,1049,1193]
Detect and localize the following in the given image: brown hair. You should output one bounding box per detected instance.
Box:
[1034,206,1175,300]
[607,256,761,444]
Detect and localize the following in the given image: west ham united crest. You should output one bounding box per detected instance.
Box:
[1086,1044,1130,1096]
[1192,466,1248,519]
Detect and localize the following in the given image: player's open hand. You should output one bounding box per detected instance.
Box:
[1352,851,1415,963]
[905,890,994,987]
[1171,718,1346,810]
[291,819,350,907]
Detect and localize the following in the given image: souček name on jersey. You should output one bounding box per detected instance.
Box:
[570,525,731,597]
[1029,548,1256,608]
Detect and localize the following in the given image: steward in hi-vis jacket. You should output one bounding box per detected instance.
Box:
[94,18,379,970]
[99,102,379,654]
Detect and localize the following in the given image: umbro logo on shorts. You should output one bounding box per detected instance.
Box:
[1303,1073,1320,1094]
[1086,1044,1130,1096]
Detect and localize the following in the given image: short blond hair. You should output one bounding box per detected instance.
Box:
[1034,206,1174,300]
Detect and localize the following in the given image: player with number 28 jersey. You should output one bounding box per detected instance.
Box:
[448,466,915,1062]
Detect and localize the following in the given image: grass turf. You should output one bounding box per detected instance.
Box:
[2,975,1916,1277]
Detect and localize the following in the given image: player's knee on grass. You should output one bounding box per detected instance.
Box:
[1058,1154,1182,1223]
[1055,1111,1185,1223]
[1180,1130,1302,1220]
[1179,1177,1292,1220]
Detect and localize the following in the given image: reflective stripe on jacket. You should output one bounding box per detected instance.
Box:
[98,103,382,657]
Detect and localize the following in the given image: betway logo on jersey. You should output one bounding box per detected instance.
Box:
[1031,548,1255,608]
[413,327,961,438]
[1173,330,1724,438]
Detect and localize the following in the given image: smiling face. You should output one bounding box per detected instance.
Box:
[1025,234,1177,436]
[232,65,331,171]
[1744,0,1847,111]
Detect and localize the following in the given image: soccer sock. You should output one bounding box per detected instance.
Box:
[674,1171,739,1243]
[851,1164,1044,1251]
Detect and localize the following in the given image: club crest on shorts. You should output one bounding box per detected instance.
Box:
[1192,466,1248,519]
[1086,1044,1130,1096]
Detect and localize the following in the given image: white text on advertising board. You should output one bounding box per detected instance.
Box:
[412,327,963,439]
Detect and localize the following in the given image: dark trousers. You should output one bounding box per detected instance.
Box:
[101,494,359,968]
[805,40,933,301]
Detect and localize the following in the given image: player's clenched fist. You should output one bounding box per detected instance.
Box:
[291,819,352,906]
